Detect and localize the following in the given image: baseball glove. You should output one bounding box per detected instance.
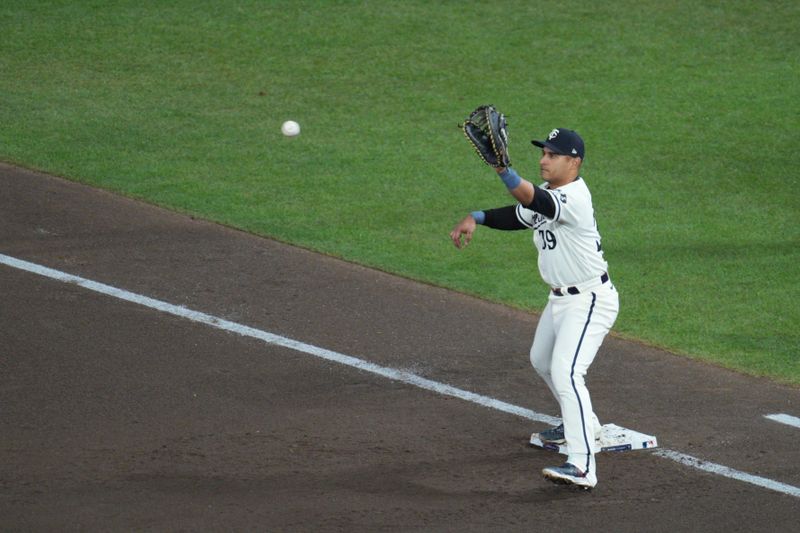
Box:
[461,105,510,168]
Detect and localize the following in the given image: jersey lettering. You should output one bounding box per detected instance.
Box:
[530,212,547,229]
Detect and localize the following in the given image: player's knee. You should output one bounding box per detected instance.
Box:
[551,371,571,394]
[530,353,550,378]
[550,364,587,392]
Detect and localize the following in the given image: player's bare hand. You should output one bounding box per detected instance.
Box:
[450,215,477,249]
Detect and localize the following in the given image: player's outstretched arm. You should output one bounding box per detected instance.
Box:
[450,214,477,249]
[495,166,534,206]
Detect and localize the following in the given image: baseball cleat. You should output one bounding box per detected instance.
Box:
[542,462,597,489]
[537,423,565,444]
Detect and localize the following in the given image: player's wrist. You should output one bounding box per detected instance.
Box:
[498,167,522,189]
[470,210,485,225]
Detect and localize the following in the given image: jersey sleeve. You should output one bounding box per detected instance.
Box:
[514,203,538,228]
[542,187,587,226]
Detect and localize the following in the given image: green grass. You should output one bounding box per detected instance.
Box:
[2,0,798,384]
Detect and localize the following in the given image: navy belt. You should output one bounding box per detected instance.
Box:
[552,273,609,296]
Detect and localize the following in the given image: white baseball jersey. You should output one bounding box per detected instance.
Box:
[514,177,607,288]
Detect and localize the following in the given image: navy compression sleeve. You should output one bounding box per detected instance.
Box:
[481,205,527,230]
[528,185,556,219]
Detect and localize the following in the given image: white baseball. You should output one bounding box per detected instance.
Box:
[281,120,300,137]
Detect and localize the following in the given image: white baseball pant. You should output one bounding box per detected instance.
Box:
[530,282,619,475]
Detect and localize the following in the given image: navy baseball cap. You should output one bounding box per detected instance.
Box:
[532,128,585,159]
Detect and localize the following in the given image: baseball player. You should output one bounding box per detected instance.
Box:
[450,128,618,489]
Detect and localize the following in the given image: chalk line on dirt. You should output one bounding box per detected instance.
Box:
[765,413,800,430]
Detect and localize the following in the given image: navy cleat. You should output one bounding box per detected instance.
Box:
[537,423,565,444]
[542,462,597,489]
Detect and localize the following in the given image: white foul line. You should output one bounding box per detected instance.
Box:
[765,413,800,430]
[0,253,557,426]
[653,450,800,498]
[1,252,798,499]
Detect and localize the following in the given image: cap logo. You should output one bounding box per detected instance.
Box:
[548,129,559,140]
[571,148,577,155]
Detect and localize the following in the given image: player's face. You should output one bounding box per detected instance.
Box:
[539,149,580,186]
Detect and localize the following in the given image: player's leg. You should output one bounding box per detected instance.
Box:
[529,300,558,400]
[549,288,619,479]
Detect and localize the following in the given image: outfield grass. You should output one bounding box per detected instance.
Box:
[2,1,798,384]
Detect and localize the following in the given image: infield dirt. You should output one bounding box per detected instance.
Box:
[2,163,798,531]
